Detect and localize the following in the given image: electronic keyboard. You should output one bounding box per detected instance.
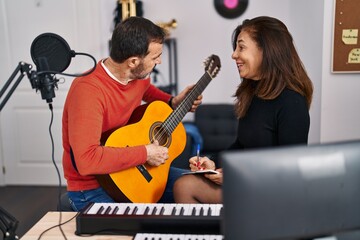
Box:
[75,202,223,235]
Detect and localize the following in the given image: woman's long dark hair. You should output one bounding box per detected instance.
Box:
[232,16,313,118]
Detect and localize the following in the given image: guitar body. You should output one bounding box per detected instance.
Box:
[97,101,186,203]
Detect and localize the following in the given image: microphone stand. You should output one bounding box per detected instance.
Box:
[0,62,32,239]
[0,207,19,240]
[0,62,33,112]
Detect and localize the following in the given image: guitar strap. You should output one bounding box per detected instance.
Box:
[70,147,79,173]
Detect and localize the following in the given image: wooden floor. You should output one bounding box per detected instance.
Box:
[0,185,67,238]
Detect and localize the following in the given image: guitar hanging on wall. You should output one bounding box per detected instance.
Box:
[96,55,221,203]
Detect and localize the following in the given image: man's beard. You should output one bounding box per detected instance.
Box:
[130,62,151,80]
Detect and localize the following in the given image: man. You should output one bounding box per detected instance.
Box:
[62,16,202,211]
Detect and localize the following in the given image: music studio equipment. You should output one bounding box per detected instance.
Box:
[29,32,75,104]
[76,202,223,235]
[133,233,224,240]
[0,207,19,240]
[0,32,96,111]
[0,32,97,239]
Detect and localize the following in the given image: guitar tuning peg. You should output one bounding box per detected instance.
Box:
[203,58,210,66]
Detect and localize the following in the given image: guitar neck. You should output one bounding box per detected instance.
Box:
[162,71,213,134]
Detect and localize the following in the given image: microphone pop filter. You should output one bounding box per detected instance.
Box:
[30,33,74,73]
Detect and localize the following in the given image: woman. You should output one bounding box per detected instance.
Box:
[173,16,313,203]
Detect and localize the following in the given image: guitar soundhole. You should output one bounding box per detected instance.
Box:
[150,122,171,147]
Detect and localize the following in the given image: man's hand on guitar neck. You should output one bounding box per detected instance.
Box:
[145,140,169,167]
[171,84,203,112]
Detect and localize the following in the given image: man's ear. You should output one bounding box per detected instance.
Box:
[127,57,140,68]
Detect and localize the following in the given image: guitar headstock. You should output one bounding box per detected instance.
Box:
[204,54,221,78]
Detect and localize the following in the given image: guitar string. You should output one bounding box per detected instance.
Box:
[152,66,219,144]
[151,56,219,145]
[154,73,208,143]
[150,76,202,144]
[159,62,220,138]
[166,64,219,133]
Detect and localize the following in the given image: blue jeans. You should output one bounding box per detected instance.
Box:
[68,167,187,211]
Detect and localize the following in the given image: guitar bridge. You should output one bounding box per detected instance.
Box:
[136,165,152,182]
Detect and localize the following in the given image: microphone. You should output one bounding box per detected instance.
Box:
[30,33,75,103]
[36,57,56,103]
[27,32,96,105]
[1,32,97,111]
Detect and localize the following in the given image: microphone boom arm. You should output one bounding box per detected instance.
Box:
[0,62,33,112]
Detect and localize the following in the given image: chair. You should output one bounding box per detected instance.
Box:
[193,104,237,165]
[172,104,237,168]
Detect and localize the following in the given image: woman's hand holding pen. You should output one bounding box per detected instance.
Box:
[189,156,215,171]
[188,156,223,185]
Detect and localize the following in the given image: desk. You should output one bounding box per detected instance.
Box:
[21,211,133,240]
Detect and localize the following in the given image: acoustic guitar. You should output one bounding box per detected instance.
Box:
[96,55,221,203]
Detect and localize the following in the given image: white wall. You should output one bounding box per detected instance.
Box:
[288,1,324,144]
[321,0,360,143]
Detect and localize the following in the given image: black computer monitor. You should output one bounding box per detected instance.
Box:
[221,140,360,240]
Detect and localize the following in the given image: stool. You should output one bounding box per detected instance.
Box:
[57,192,74,211]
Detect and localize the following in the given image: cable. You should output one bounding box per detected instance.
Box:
[36,213,78,240]
[36,104,69,240]
[36,52,97,78]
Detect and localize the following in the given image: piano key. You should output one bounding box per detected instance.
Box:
[134,204,147,215]
[153,203,165,215]
[124,206,131,215]
[146,204,156,215]
[104,205,111,215]
[118,203,131,215]
[85,203,101,214]
[144,205,150,215]
[211,204,222,216]
[192,204,203,216]
[163,203,176,215]
[174,205,184,216]
[201,204,212,216]
[151,206,158,215]
[96,206,104,214]
[179,207,184,216]
[133,233,224,240]
[159,206,165,215]
[181,204,192,216]
[111,205,119,214]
